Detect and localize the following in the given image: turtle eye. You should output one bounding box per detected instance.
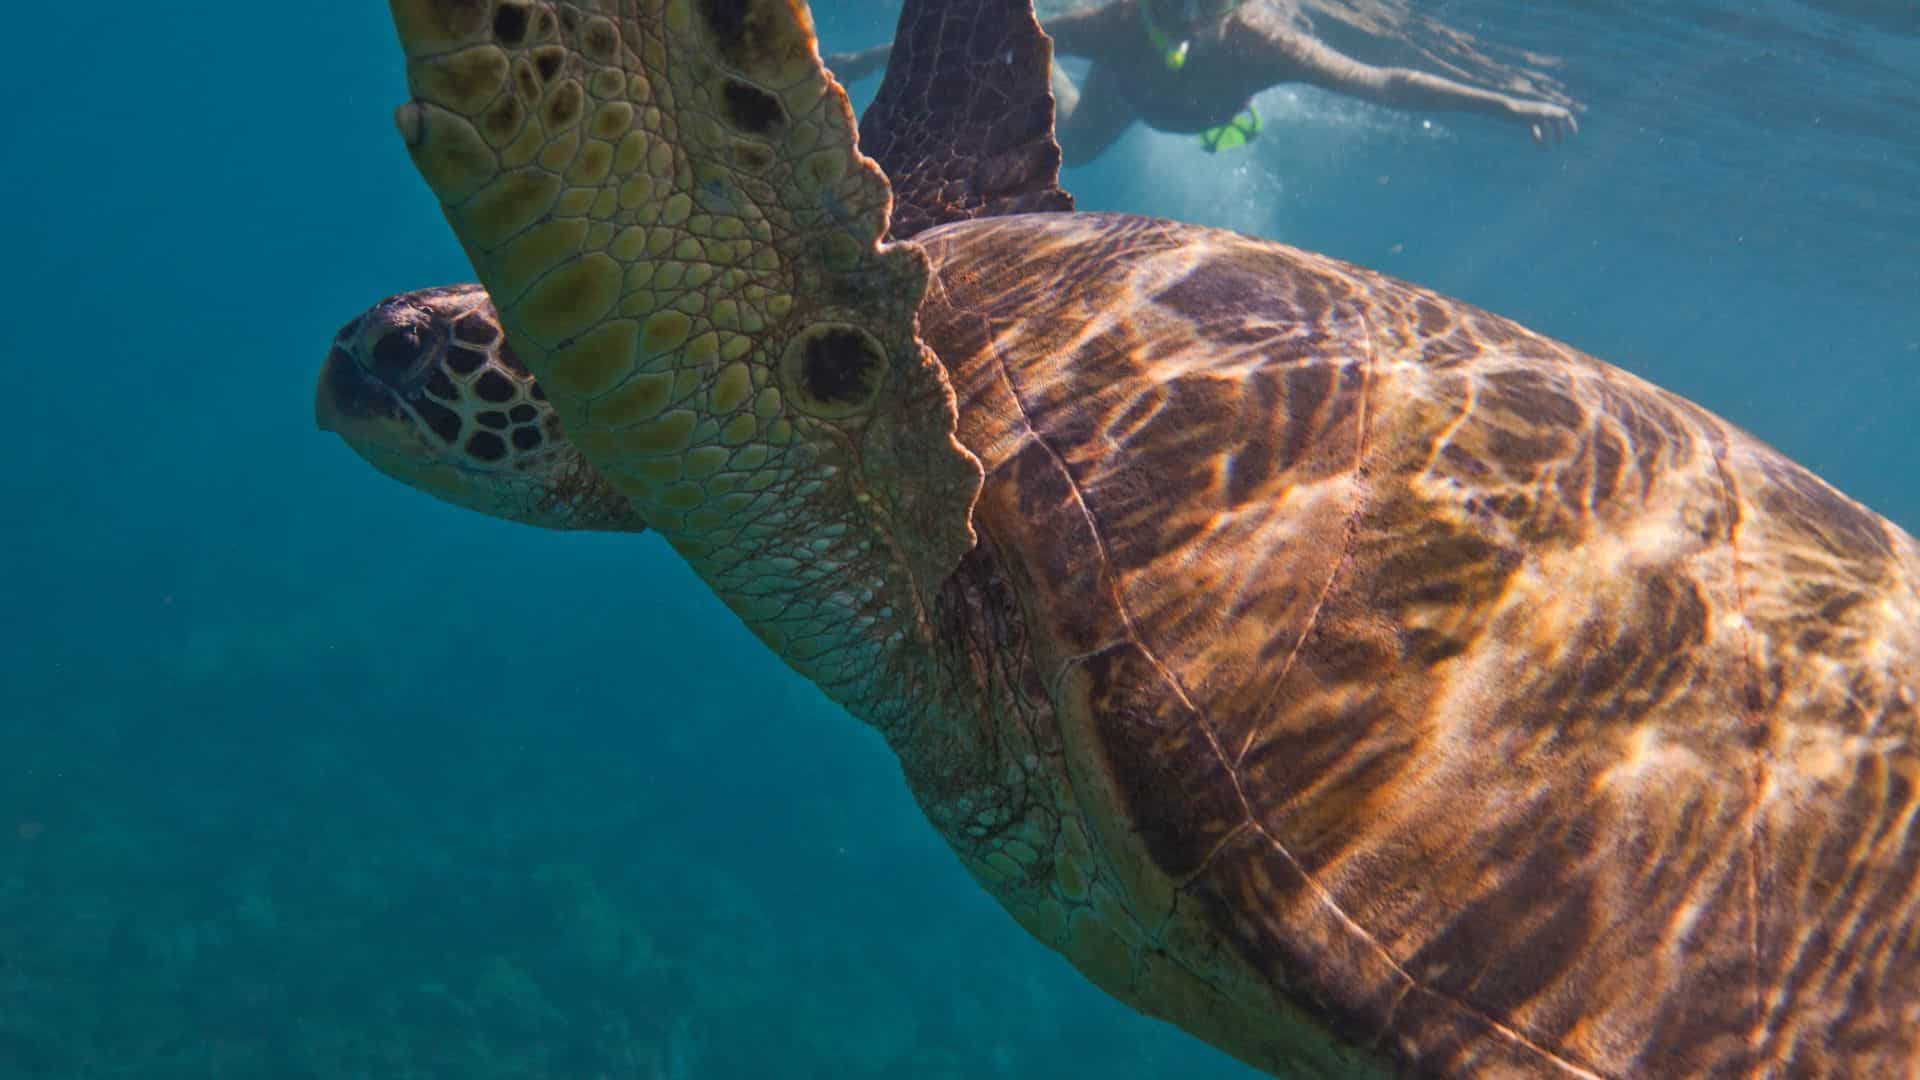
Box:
[370,330,426,381]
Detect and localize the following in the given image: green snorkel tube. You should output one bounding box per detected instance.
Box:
[1139,0,1261,151]
[1139,0,1192,70]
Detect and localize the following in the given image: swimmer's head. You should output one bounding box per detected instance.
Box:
[1144,0,1240,69]
[1168,0,1242,26]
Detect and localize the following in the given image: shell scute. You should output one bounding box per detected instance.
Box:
[919,210,1920,1076]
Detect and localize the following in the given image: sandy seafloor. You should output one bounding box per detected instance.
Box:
[2,1,1916,1075]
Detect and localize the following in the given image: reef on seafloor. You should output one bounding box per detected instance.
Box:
[1,609,1235,1079]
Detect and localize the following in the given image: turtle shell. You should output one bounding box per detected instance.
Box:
[915,210,1920,1076]
[370,0,1920,1071]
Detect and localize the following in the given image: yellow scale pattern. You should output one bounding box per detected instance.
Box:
[389,0,982,694]
[397,0,794,520]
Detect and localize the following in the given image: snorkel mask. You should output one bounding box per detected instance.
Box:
[1141,0,1244,71]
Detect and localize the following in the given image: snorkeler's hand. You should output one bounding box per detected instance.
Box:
[1507,99,1578,146]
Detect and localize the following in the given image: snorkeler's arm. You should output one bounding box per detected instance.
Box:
[822,42,893,85]
[1042,2,1137,60]
[1263,31,1579,143]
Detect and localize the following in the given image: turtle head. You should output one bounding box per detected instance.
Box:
[317,285,644,532]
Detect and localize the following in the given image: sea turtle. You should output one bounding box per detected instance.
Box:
[317,0,1920,1074]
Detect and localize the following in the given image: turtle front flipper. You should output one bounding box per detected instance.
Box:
[385,0,982,700]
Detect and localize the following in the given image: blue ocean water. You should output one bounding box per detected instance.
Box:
[1,1,1915,1075]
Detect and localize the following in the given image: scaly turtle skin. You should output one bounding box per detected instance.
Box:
[321,0,1920,1074]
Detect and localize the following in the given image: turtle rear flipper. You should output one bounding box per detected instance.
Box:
[860,0,1073,240]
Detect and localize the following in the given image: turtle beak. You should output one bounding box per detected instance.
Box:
[315,352,340,433]
[315,340,409,441]
[316,344,374,433]
[315,348,346,433]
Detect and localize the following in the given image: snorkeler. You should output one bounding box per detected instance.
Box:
[828,0,1579,166]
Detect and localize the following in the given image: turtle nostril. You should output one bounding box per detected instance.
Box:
[370,331,425,380]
